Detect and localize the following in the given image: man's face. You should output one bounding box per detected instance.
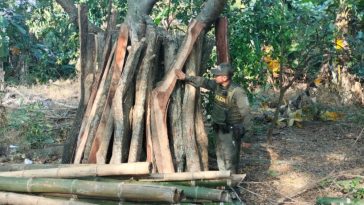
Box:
[214,75,229,84]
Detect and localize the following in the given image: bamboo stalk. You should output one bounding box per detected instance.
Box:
[160,185,229,202]
[40,193,134,205]
[0,177,182,203]
[0,191,95,205]
[56,178,229,202]
[0,162,151,178]
[143,171,231,181]
[0,164,88,172]
[74,173,245,188]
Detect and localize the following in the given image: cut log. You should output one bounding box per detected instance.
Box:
[164,34,185,172]
[0,177,182,203]
[87,24,129,163]
[95,111,114,163]
[79,4,90,107]
[182,36,204,172]
[215,16,229,64]
[195,99,209,171]
[0,162,152,178]
[128,26,160,162]
[73,42,116,164]
[108,39,145,164]
[150,20,206,173]
[0,191,95,205]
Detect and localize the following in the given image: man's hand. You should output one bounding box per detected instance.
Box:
[175,69,186,80]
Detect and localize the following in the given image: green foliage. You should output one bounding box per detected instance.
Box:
[337,178,364,199]
[73,0,127,27]
[4,103,54,149]
[225,0,335,93]
[1,0,77,84]
[151,0,205,30]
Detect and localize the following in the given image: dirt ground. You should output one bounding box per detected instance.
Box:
[240,112,364,204]
[0,80,363,205]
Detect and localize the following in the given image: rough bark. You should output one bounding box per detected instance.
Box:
[215,16,230,64]
[84,33,97,106]
[109,40,145,164]
[182,36,205,172]
[126,0,157,42]
[95,110,114,163]
[62,5,95,163]
[79,4,89,107]
[150,20,206,173]
[195,98,209,171]
[87,24,130,163]
[165,34,184,172]
[150,0,226,173]
[128,27,160,162]
[73,43,115,164]
[100,10,117,72]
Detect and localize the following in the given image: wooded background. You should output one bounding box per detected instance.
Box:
[0,0,363,171]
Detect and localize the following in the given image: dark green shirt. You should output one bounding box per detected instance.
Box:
[185,76,250,125]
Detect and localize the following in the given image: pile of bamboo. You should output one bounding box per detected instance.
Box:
[0,163,245,204]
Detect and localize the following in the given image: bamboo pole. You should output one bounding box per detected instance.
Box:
[58,178,229,202]
[75,173,246,188]
[0,162,151,178]
[0,177,182,203]
[0,164,87,172]
[143,171,231,181]
[0,191,95,205]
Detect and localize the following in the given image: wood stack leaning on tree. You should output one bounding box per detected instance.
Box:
[58,0,228,173]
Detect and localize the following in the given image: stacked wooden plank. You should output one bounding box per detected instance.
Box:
[0,164,245,204]
[67,3,230,175]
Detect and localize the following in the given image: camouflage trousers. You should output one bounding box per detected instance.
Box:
[215,124,243,174]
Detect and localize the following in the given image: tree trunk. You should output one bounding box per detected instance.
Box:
[62,5,99,163]
[215,16,230,64]
[0,62,4,92]
[55,0,102,34]
[128,26,161,162]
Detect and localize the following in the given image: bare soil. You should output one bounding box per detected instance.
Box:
[240,113,363,204]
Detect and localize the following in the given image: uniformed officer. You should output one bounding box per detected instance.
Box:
[176,62,250,174]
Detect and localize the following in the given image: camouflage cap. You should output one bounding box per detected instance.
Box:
[211,63,233,76]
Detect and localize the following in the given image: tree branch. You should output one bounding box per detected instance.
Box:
[55,0,103,33]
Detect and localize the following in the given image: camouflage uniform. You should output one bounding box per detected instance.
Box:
[185,64,250,173]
